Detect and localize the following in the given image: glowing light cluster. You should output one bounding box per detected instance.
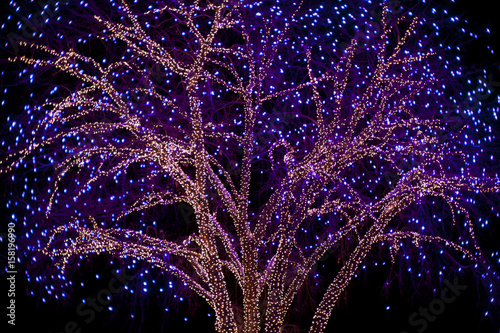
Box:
[1,0,499,332]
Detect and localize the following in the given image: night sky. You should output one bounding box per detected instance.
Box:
[1,1,499,332]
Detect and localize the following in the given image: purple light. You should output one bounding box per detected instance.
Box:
[1,0,499,332]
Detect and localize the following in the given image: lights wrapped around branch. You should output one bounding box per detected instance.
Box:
[1,1,499,333]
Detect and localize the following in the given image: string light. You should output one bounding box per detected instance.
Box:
[1,1,498,332]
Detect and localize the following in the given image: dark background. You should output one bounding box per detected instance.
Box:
[1,1,499,332]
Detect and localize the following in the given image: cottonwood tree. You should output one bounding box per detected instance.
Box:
[1,0,499,332]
